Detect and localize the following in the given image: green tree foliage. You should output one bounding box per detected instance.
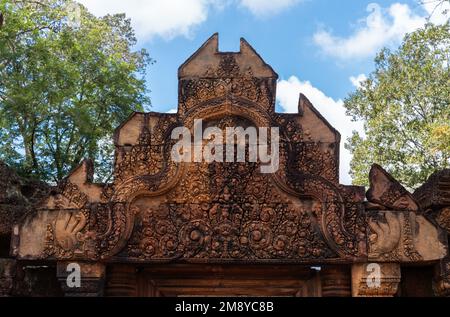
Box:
[344,22,450,189]
[0,0,151,182]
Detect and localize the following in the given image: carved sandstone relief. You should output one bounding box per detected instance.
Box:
[15,112,364,263]
[366,165,447,262]
[122,188,336,262]
[367,210,446,262]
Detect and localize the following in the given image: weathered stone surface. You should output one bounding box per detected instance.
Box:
[414,169,450,235]
[367,210,446,262]
[321,266,351,297]
[365,164,447,262]
[366,164,419,211]
[13,210,59,259]
[434,257,450,297]
[12,264,63,297]
[0,259,16,296]
[0,161,49,236]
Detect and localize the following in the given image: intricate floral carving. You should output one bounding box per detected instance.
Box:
[54,182,88,209]
[275,115,339,184]
[179,77,273,115]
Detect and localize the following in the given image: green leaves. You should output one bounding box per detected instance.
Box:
[0,0,151,182]
[344,22,450,189]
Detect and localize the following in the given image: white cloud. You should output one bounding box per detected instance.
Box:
[166,109,177,114]
[422,0,450,24]
[350,74,367,89]
[277,76,364,185]
[313,2,438,60]
[239,0,302,16]
[77,0,305,41]
[77,0,216,41]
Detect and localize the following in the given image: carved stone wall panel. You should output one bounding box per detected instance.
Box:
[179,77,274,116]
[367,210,447,262]
[120,194,337,262]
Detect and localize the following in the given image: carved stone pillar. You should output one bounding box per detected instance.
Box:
[320,266,351,297]
[57,262,105,297]
[104,264,137,297]
[433,257,450,297]
[0,259,16,296]
[351,263,401,297]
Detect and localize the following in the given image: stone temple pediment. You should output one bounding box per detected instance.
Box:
[4,34,449,297]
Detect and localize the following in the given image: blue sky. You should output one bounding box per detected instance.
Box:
[76,0,449,184]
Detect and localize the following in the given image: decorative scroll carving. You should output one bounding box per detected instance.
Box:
[114,114,179,184]
[368,212,401,258]
[275,114,339,184]
[32,110,366,262]
[56,182,89,209]
[43,203,134,260]
[414,169,450,238]
[54,210,87,251]
[123,197,337,262]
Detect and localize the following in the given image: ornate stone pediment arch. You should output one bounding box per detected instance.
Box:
[7,33,448,297]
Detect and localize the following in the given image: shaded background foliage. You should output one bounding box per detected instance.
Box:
[0,0,152,183]
[345,21,450,189]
